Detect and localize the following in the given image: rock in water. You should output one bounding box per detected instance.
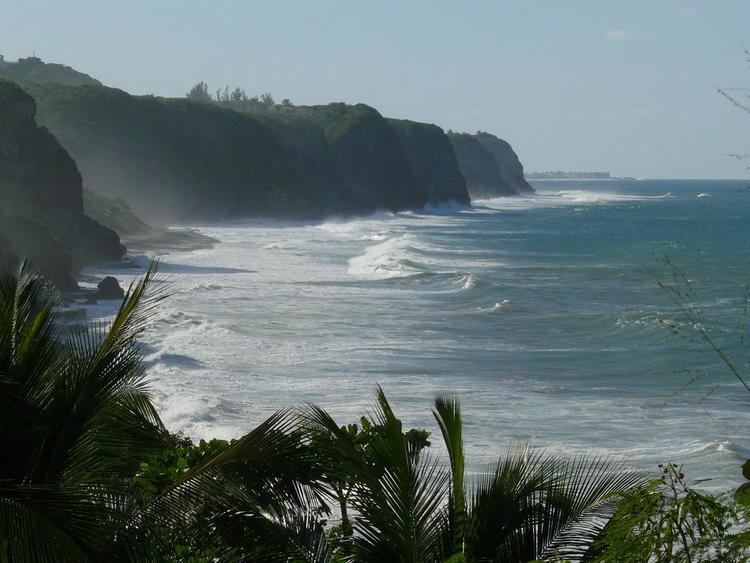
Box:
[97,276,124,299]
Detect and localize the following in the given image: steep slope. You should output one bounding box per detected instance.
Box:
[28,86,397,221]
[0,80,123,289]
[28,84,357,221]
[388,118,470,206]
[448,132,518,198]
[474,132,534,194]
[294,104,428,211]
[448,132,532,198]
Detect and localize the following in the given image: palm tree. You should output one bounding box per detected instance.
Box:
[0,259,167,561]
[304,389,644,562]
[0,259,332,561]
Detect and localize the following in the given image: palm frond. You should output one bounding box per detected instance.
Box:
[433,394,467,557]
[348,387,449,562]
[34,261,167,485]
[128,410,321,558]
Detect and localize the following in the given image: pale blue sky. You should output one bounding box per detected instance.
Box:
[2,1,749,178]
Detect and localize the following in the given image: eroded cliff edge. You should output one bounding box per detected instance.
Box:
[0,80,123,288]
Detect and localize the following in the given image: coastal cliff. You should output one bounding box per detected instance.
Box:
[388,118,470,206]
[3,57,535,224]
[0,80,123,288]
[448,132,533,198]
[474,132,534,195]
[297,103,427,211]
[27,86,465,220]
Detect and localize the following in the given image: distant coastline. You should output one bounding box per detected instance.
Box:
[526,171,636,181]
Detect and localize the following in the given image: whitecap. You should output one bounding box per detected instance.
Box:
[347,234,430,279]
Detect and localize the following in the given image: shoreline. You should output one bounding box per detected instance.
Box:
[120,226,217,255]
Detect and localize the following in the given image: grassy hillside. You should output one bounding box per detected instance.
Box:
[0,56,101,87]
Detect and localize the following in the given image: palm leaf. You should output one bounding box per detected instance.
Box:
[346,387,449,562]
[433,394,467,558]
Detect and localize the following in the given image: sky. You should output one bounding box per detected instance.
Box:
[2,0,749,179]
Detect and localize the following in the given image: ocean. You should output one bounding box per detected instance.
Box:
[84,179,750,489]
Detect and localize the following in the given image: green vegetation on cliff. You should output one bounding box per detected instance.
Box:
[25,83,476,220]
[474,131,534,195]
[295,103,428,211]
[0,55,101,87]
[4,61,533,227]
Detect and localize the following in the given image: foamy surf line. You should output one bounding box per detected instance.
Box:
[474,190,673,210]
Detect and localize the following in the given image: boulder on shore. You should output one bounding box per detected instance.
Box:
[97,276,124,300]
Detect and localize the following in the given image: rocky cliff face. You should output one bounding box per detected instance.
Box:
[448,132,533,198]
[388,118,470,206]
[29,88,460,219]
[0,80,123,288]
[21,71,533,218]
[29,85,371,221]
[474,132,534,195]
[298,104,428,212]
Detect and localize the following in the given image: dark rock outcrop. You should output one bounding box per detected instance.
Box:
[388,118,470,206]
[0,213,77,290]
[448,132,533,199]
[97,276,124,299]
[0,80,124,287]
[474,132,534,195]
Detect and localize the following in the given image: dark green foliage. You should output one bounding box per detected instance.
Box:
[474,132,534,195]
[0,259,166,561]
[304,389,644,562]
[594,464,750,562]
[29,82,471,220]
[27,84,372,221]
[0,260,652,561]
[187,81,288,112]
[0,261,335,561]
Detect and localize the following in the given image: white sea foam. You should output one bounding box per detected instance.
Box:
[77,180,750,489]
[461,273,478,290]
[476,190,673,211]
[347,234,426,278]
